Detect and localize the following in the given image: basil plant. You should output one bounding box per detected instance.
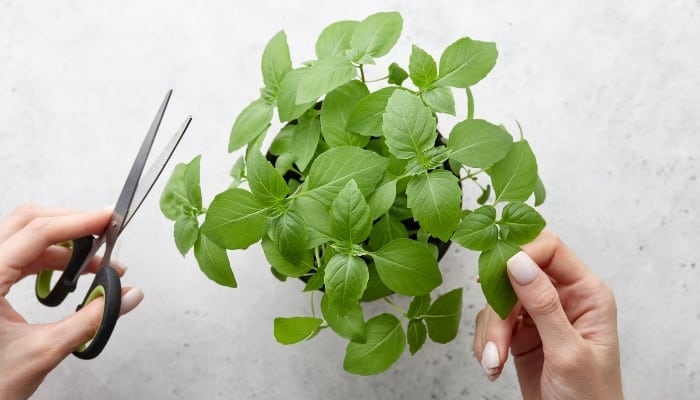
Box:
[160,11,546,375]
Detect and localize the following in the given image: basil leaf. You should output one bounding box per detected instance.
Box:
[371,238,442,296]
[346,87,398,137]
[229,156,246,188]
[261,235,313,278]
[447,119,513,168]
[349,12,403,62]
[261,30,292,93]
[407,319,428,355]
[479,240,520,319]
[193,232,237,288]
[228,98,273,152]
[296,56,357,104]
[277,68,317,122]
[160,155,201,221]
[344,313,405,375]
[320,80,370,148]
[451,205,498,251]
[246,151,288,206]
[436,37,498,88]
[330,180,372,244]
[361,263,393,301]
[369,214,408,252]
[406,170,462,241]
[289,196,333,248]
[292,115,321,172]
[321,292,366,342]
[421,85,455,116]
[273,317,323,345]
[409,45,437,88]
[499,202,546,244]
[200,188,267,250]
[316,20,359,59]
[489,140,538,203]
[183,155,202,210]
[174,216,199,256]
[382,90,437,159]
[324,254,369,315]
[424,287,463,343]
[406,294,431,318]
[533,176,546,206]
[387,62,409,85]
[269,208,308,265]
[367,178,397,221]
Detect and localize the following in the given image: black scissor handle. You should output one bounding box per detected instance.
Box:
[35,236,95,307]
[73,264,122,359]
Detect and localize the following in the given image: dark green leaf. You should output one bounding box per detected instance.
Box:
[369,214,408,251]
[316,20,359,59]
[383,90,437,159]
[289,196,333,248]
[499,202,546,244]
[409,45,437,88]
[437,37,498,88]
[296,56,357,104]
[324,254,369,315]
[349,12,403,62]
[193,232,237,288]
[321,292,366,342]
[246,151,288,206]
[361,263,393,301]
[407,319,427,355]
[269,208,308,265]
[371,238,442,295]
[261,30,292,93]
[269,125,295,155]
[277,68,317,122]
[228,98,273,152]
[320,80,370,148]
[174,216,199,256]
[406,294,431,318]
[388,62,408,85]
[261,235,313,278]
[303,268,325,292]
[476,184,491,205]
[200,188,267,250]
[346,87,398,136]
[448,119,513,168]
[489,140,538,203]
[452,205,498,251]
[479,241,520,319]
[344,313,405,375]
[406,171,462,241]
[533,176,546,206]
[273,317,323,345]
[421,85,455,116]
[424,287,463,343]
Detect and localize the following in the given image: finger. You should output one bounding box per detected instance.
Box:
[0,204,79,242]
[506,251,581,351]
[522,231,595,286]
[473,305,519,381]
[17,245,127,279]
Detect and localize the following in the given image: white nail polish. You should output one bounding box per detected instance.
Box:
[119,288,144,315]
[507,251,539,286]
[481,341,500,379]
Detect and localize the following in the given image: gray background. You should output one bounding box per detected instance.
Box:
[1,1,698,398]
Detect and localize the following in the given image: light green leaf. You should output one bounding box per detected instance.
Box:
[261,235,313,278]
[406,171,462,241]
[229,156,245,188]
[200,188,267,250]
[273,317,323,345]
[289,196,333,248]
[371,238,442,296]
[387,63,408,85]
[490,140,538,203]
[407,319,428,355]
[193,232,237,288]
[316,20,359,59]
[533,176,546,206]
[349,12,403,62]
[369,214,408,251]
[452,205,498,251]
[421,85,455,116]
[296,56,357,104]
[303,146,388,207]
[406,294,431,318]
[324,254,369,315]
[246,151,288,206]
[228,98,273,152]
[346,87,398,137]
[367,178,397,220]
[321,292,366,342]
[269,208,308,265]
[436,37,498,88]
[424,288,463,343]
[344,313,405,375]
[261,30,292,93]
[330,180,372,244]
[277,68,317,122]
[361,263,393,301]
[447,119,513,168]
[160,163,188,221]
[404,146,450,176]
[269,125,295,155]
[382,90,436,159]
[320,80,370,147]
[479,240,520,319]
[174,216,199,256]
[499,202,546,244]
[292,115,321,172]
[303,268,325,292]
[409,45,437,88]
[184,155,202,210]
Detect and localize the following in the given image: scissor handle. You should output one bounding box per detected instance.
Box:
[35,236,95,306]
[73,264,121,359]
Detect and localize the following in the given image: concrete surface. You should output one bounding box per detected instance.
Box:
[1,1,698,398]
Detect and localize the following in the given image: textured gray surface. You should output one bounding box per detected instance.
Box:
[1,1,698,398]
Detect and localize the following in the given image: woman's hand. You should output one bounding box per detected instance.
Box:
[0,205,144,400]
[473,231,623,399]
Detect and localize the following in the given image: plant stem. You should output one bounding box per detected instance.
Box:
[466,87,474,120]
[365,75,389,83]
[383,297,407,316]
[310,291,316,318]
[359,64,366,82]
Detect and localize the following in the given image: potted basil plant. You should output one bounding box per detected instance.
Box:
[160,11,547,375]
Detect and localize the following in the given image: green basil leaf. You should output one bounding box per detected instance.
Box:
[174,216,199,256]
[409,45,437,89]
[193,232,237,288]
[533,176,546,206]
[296,56,357,104]
[261,235,313,278]
[349,12,403,62]
[420,85,455,116]
[292,114,321,172]
[436,37,498,88]
[367,178,397,221]
[303,146,388,207]
[499,202,546,244]
[228,98,273,153]
[269,125,295,156]
[303,267,325,292]
[320,80,370,148]
[447,119,513,168]
[321,292,366,342]
[246,151,288,206]
[183,155,202,210]
[261,30,292,93]
[229,156,246,188]
[346,87,398,137]
[344,313,405,375]
[161,158,196,221]
[289,196,333,248]
[361,263,393,301]
[406,294,431,318]
[200,188,267,250]
[329,180,372,244]
[324,254,369,315]
[406,171,462,241]
[269,208,308,265]
[404,146,450,176]
[479,241,520,319]
[407,319,428,355]
[382,90,437,159]
[387,62,408,86]
[476,184,491,205]
[424,287,463,343]
[371,238,442,295]
[368,214,408,252]
[273,316,323,345]
[316,20,359,59]
[452,205,498,251]
[277,68,317,122]
[489,140,538,203]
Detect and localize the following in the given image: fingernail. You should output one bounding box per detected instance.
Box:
[507,251,539,286]
[481,341,500,380]
[119,288,144,315]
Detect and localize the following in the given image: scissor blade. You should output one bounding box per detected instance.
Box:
[123,115,192,229]
[111,90,172,233]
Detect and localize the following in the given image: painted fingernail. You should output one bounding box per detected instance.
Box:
[507,251,539,286]
[119,288,144,315]
[481,341,500,380]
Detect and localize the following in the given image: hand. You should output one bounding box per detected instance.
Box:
[0,205,144,400]
[473,231,623,399]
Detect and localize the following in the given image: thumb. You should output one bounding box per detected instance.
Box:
[506,251,579,350]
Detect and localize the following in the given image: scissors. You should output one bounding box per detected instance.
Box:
[34,90,191,359]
